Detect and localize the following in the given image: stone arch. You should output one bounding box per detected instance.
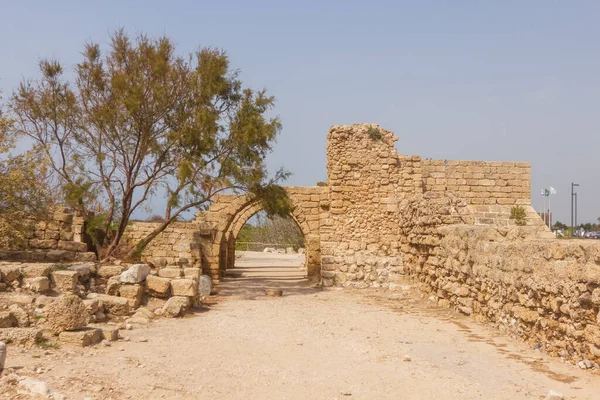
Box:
[199,187,326,283]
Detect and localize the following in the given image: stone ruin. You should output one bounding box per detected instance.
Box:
[0,123,599,369]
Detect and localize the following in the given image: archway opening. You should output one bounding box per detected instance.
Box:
[219,210,310,295]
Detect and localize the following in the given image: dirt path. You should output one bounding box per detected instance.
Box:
[3,252,600,399]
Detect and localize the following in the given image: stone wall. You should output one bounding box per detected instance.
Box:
[421,159,531,205]
[123,222,203,269]
[0,208,94,262]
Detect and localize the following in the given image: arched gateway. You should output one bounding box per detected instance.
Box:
[196,186,327,283]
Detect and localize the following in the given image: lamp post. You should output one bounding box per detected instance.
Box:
[571,182,579,236]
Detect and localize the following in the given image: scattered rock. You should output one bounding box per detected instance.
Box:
[158,267,182,279]
[161,296,191,317]
[119,284,144,309]
[0,327,42,346]
[171,278,198,297]
[97,265,125,278]
[0,341,6,370]
[146,275,171,298]
[51,270,78,293]
[44,294,88,334]
[403,355,412,362]
[544,390,564,400]
[265,289,283,297]
[198,275,212,296]
[119,264,151,284]
[59,327,102,347]
[87,293,130,316]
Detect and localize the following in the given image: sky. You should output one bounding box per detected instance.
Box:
[1,1,598,224]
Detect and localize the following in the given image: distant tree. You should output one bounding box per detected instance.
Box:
[9,30,291,260]
[146,215,165,223]
[553,221,567,230]
[244,213,304,249]
[0,92,50,249]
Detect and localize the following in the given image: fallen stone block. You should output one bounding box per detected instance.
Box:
[59,327,102,347]
[127,307,155,325]
[0,327,42,346]
[8,294,35,306]
[97,265,125,278]
[120,264,151,284]
[51,270,78,293]
[198,275,212,296]
[8,305,29,327]
[158,267,182,279]
[88,293,130,316]
[0,265,21,283]
[171,278,198,297]
[0,311,17,328]
[119,284,144,309]
[82,298,100,315]
[44,294,88,334]
[160,296,191,318]
[67,264,92,279]
[106,276,121,295]
[184,268,201,281]
[146,275,171,298]
[21,263,54,278]
[23,277,50,293]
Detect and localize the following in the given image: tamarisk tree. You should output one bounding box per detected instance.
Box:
[9,30,290,259]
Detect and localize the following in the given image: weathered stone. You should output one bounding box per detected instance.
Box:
[51,270,78,293]
[0,264,21,283]
[57,240,88,252]
[198,275,212,296]
[119,284,144,309]
[23,277,50,293]
[8,305,29,327]
[97,265,125,278]
[45,249,76,262]
[119,264,151,284]
[83,298,100,315]
[44,294,88,333]
[592,288,600,306]
[0,311,17,328]
[75,252,97,262]
[106,276,121,295]
[0,327,42,346]
[158,267,182,279]
[67,264,92,279]
[146,275,171,298]
[88,293,130,316]
[127,307,155,324]
[170,278,198,297]
[160,296,191,318]
[21,263,53,278]
[183,268,201,281]
[59,327,102,347]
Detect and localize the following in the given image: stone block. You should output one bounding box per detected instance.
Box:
[160,296,191,318]
[45,250,76,262]
[171,278,198,297]
[158,267,182,279]
[29,239,56,249]
[75,252,97,262]
[89,324,119,341]
[0,327,42,346]
[97,265,125,278]
[23,277,50,293]
[51,270,78,293]
[67,264,91,279]
[0,311,17,328]
[59,327,102,347]
[44,294,88,333]
[83,298,100,315]
[146,275,171,298]
[57,241,88,252]
[0,264,21,283]
[119,264,151,284]
[88,294,130,316]
[119,284,144,309]
[21,263,54,278]
[106,276,121,295]
[184,268,201,281]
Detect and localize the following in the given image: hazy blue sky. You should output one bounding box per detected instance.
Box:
[1,1,598,223]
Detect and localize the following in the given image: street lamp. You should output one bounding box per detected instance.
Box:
[571,182,579,236]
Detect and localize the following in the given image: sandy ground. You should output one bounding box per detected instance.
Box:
[2,251,600,399]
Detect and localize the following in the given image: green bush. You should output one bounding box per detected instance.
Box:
[510,205,527,226]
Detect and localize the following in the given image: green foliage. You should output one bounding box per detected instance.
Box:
[0,94,50,249]
[9,29,285,258]
[367,126,383,141]
[316,181,328,187]
[36,337,60,349]
[236,212,304,251]
[510,205,527,226]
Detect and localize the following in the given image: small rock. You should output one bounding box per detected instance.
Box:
[544,390,564,400]
[403,355,411,362]
[265,289,283,297]
[0,341,6,370]
[139,337,148,343]
[584,359,592,369]
[102,340,111,347]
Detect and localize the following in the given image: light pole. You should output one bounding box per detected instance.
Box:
[571,182,579,236]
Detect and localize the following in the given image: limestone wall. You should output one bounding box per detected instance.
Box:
[123,222,202,268]
[0,208,94,262]
[421,160,531,205]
